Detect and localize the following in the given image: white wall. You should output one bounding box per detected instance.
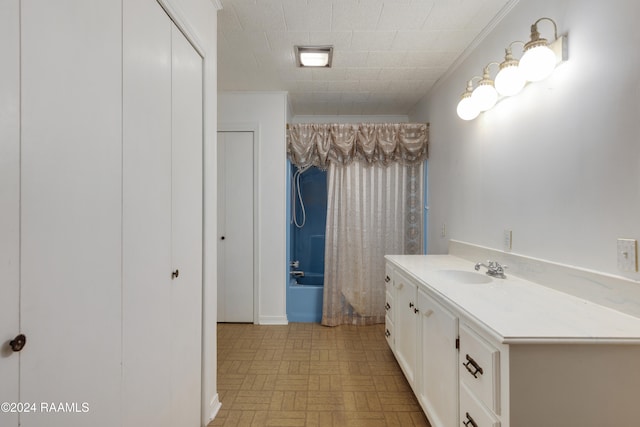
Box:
[218,92,289,324]
[411,0,640,283]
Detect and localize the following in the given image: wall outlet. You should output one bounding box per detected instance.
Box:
[503,229,512,252]
[617,238,637,272]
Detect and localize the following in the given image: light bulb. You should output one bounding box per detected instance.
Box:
[456,94,479,121]
[299,52,330,67]
[495,48,526,97]
[472,83,498,111]
[520,42,556,82]
[495,65,525,96]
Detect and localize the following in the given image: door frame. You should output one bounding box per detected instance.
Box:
[218,123,260,324]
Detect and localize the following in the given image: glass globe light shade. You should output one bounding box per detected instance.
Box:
[456,95,479,121]
[471,83,498,111]
[519,42,556,82]
[495,64,526,96]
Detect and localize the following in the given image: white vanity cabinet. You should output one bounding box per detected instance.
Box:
[417,288,459,427]
[384,263,395,350]
[393,269,419,386]
[385,255,640,427]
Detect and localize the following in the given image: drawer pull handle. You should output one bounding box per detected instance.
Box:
[385,275,391,283]
[463,412,478,427]
[463,354,484,378]
[385,302,391,311]
[385,329,391,337]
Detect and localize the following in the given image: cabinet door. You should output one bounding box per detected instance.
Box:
[170,23,203,427]
[418,289,459,427]
[19,1,123,426]
[394,270,418,386]
[0,1,20,426]
[122,0,172,425]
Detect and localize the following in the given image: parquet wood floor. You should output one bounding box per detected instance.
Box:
[209,323,430,427]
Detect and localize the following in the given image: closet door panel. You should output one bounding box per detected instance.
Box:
[122,0,172,426]
[0,1,20,425]
[19,1,123,426]
[170,25,203,426]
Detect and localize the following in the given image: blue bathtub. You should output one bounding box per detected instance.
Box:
[287,277,323,322]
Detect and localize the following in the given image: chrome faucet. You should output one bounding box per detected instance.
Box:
[474,261,507,279]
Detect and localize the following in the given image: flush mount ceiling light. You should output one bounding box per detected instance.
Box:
[294,45,333,68]
[456,17,567,120]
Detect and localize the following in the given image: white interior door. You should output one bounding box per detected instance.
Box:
[19,1,123,426]
[217,131,254,322]
[122,0,172,425]
[0,1,20,426]
[170,23,203,427]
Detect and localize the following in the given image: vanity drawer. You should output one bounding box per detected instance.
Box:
[460,382,500,427]
[459,324,501,414]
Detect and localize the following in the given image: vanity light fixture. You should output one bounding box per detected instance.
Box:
[519,18,559,82]
[471,64,499,111]
[456,17,566,120]
[494,43,526,96]
[456,80,481,121]
[294,45,333,68]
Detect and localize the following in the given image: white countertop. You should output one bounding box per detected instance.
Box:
[386,254,640,344]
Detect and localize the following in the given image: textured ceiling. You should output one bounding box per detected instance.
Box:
[218,0,513,116]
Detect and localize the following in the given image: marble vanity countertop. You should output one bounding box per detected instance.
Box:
[386,254,640,344]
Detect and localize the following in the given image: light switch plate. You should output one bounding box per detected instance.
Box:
[503,229,512,252]
[617,239,637,272]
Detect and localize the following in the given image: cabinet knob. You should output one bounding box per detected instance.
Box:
[9,334,26,352]
[423,309,434,317]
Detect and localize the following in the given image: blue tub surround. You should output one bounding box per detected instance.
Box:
[287,165,327,322]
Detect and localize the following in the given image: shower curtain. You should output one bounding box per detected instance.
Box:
[322,161,423,326]
[287,123,428,326]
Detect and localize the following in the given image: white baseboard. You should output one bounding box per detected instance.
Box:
[258,315,288,325]
[205,394,221,426]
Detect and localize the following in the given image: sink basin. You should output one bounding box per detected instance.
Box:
[436,269,493,284]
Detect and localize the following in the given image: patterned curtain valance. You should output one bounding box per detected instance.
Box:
[286,122,429,169]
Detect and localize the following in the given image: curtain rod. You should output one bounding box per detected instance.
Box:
[286,123,429,129]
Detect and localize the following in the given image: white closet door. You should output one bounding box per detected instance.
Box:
[0,1,20,425]
[218,131,254,322]
[122,0,172,425]
[170,24,203,427]
[19,1,123,426]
